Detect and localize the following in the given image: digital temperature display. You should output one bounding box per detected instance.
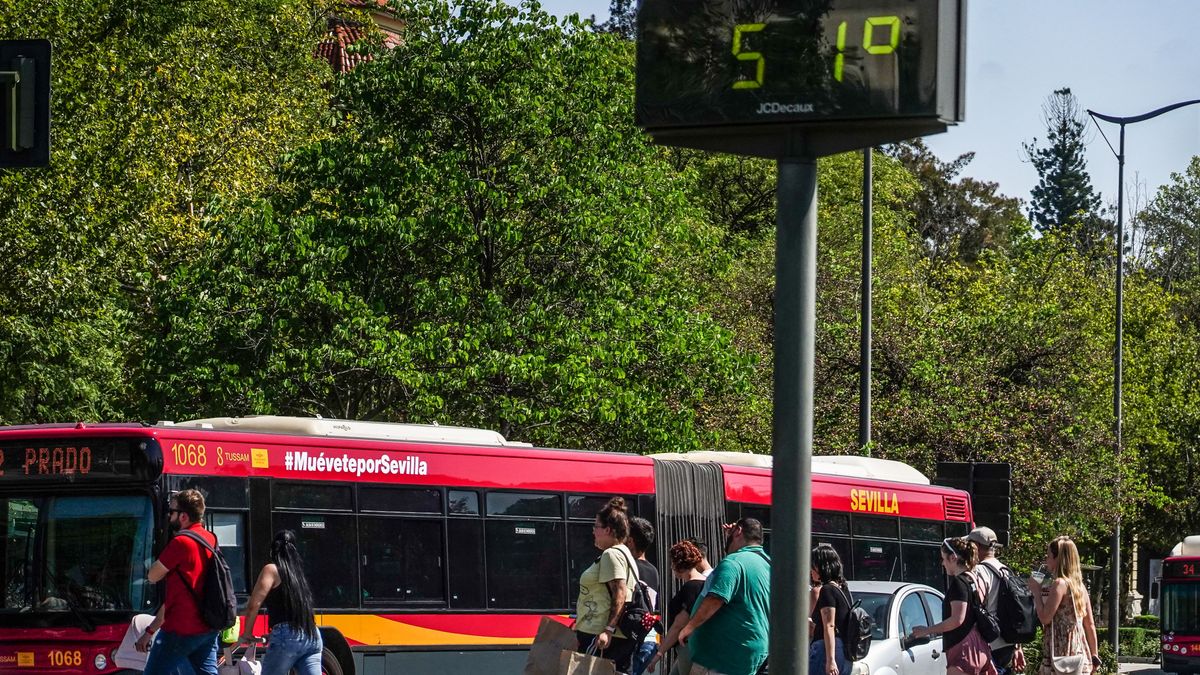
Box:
[636,0,964,131]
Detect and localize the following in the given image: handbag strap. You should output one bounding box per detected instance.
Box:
[615,546,642,585]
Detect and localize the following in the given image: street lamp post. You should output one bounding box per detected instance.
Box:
[1088,99,1200,653]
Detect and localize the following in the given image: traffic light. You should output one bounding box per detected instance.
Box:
[0,40,51,168]
[934,461,1012,546]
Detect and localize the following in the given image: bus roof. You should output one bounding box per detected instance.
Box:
[157,415,533,448]
[652,451,931,485]
[1170,536,1200,557]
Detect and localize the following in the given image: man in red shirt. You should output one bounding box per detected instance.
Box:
[134,489,220,675]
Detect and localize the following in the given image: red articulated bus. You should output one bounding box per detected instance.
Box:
[1160,537,1200,674]
[0,416,972,675]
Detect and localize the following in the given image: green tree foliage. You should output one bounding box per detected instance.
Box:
[145,0,757,453]
[1024,88,1108,256]
[1140,156,1200,297]
[0,0,331,423]
[886,140,1029,263]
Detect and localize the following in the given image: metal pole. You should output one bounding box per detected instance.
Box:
[771,156,817,675]
[1109,124,1125,652]
[859,147,873,453]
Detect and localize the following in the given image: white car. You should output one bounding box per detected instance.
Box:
[847,580,947,675]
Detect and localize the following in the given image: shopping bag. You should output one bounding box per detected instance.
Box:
[112,613,156,670]
[559,646,617,675]
[524,616,578,675]
[219,643,262,675]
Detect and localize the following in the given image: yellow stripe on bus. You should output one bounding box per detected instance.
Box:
[316,614,534,646]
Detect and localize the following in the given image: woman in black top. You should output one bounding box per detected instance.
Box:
[646,540,707,674]
[239,530,323,675]
[909,537,997,675]
[809,544,852,675]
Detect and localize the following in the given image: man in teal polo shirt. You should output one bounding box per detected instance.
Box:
[680,518,771,675]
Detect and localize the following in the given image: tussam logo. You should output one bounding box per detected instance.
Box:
[756,101,815,115]
[283,450,428,477]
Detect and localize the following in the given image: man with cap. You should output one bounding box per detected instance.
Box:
[969,526,1024,675]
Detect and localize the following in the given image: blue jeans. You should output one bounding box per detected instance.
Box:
[142,629,219,675]
[810,637,851,675]
[630,640,657,675]
[262,623,323,675]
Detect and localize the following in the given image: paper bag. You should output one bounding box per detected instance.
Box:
[112,613,156,670]
[524,616,579,675]
[559,648,618,675]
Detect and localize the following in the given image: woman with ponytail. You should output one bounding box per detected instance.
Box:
[1027,536,1100,675]
[910,537,998,675]
[239,530,323,675]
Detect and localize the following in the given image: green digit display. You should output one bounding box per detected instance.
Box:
[863,16,901,54]
[834,21,848,82]
[732,23,766,89]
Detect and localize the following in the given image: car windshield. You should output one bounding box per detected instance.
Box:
[1163,581,1200,634]
[2,494,155,613]
[854,591,890,640]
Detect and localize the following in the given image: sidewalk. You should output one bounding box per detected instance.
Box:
[1117,660,1163,675]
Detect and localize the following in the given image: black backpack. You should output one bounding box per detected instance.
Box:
[840,586,874,661]
[614,548,658,642]
[980,561,1038,644]
[176,529,238,630]
[964,574,1002,643]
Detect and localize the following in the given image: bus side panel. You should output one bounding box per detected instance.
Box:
[355,647,527,674]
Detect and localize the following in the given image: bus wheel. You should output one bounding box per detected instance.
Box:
[319,648,344,675]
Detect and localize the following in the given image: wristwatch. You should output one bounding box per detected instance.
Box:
[604,626,616,634]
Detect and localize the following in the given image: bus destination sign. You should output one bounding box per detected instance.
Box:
[0,439,157,481]
[1164,560,1200,579]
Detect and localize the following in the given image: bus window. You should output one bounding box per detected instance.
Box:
[813,511,850,535]
[945,521,969,537]
[485,520,564,609]
[901,519,944,542]
[168,476,249,509]
[853,539,901,581]
[568,522,600,601]
[569,495,637,520]
[486,492,561,518]
[272,512,358,608]
[742,505,771,530]
[359,487,442,514]
[449,490,480,515]
[1162,582,1200,634]
[359,517,444,603]
[272,482,352,511]
[901,542,943,588]
[447,519,485,608]
[205,512,248,594]
[2,495,155,612]
[854,516,899,539]
[814,537,853,578]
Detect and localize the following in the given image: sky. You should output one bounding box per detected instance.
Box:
[532,0,1200,214]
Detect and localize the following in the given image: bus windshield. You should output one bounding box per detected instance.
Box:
[1162,581,1200,634]
[2,494,155,613]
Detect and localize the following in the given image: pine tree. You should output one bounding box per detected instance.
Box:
[596,0,636,39]
[1024,88,1108,256]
